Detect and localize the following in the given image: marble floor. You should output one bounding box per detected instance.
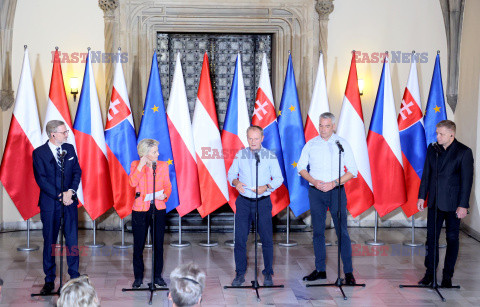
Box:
[0,227,479,306]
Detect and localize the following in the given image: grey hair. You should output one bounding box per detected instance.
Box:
[57,275,100,307]
[247,125,264,136]
[137,138,159,158]
[319,112,336,125]
[169,263,206,307]
[46,120,65,138]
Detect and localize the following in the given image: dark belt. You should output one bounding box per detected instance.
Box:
[239,194,270,202]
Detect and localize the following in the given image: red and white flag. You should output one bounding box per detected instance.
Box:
[73,50,114,220]
[167,53,201,216]
[304,53,330,142]
[337,53,374,217]
[41,49,84,204]
[367,56,407,216]
[193,53,229,217]
[0,48,42,220]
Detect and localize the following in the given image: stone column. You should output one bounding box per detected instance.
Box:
[0,0,17,111]
[98,0,118,108]
[315,0,334,68]
[439,0,465,112]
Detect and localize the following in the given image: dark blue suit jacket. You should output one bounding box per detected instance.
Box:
[32,141,82,211]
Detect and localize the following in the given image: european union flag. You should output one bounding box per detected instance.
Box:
[137,52,179,213]
[424,53,447,145]
[278,54,310,216]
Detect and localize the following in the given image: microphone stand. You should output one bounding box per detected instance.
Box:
[399,143,459,301]
[307,141,365,300]
[224,151,284,301]
[32,150,67,297]
[122,161,168,305]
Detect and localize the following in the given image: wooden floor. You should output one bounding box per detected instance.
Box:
[0,227,479,306]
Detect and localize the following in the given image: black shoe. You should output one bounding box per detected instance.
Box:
[345,273,356,285]
[132,278,142,288]
[154,277,167,287]
[418,274,433,286]
[231,274,245,286]
[263,273,273,286]
[40,282,55,295]
[441,277,452,288]
[303,270,326,281]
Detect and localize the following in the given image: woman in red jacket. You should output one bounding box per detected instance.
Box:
[129,138,172,288]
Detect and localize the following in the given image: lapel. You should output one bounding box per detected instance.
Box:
[440,139,458,171]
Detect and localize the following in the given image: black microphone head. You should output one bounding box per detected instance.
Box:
[254,152,260,163]
[62,150,67,156]
[152,161,157,169]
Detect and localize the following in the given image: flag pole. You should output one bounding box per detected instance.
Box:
[365,211,385,246]
[199,215,218,247]
[278,206,297,247]
[170,216,190,247]
[17,219,39,251]
[403,215,423,247]
[225,213,235,246]
[85,220,105,248]
[113,218,133,249]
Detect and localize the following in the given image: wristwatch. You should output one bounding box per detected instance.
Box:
[266,184,272,190]
[334,180,340,187]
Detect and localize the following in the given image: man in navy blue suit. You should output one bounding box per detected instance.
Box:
[33,120,82,294]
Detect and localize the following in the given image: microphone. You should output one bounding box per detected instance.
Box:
[58,150,67,159]
[432,142,444,154]
[152,161,157,170]
[335,140,344,152]
[254,152,260,164]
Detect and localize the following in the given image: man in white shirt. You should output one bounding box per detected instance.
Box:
[297,112,357,285]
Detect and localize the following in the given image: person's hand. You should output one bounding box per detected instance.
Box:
[138,156,149,171]
[235,181,246,193]
[252,185,268,195]
[59,190,74,206]
[456,207,468,219]
[319,181,336,192]
[417,199,425,212]
[313,180,325,190]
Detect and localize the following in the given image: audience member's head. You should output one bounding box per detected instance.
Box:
[169,263,206,307]
[57,275,99,307]
[0,278,3,297]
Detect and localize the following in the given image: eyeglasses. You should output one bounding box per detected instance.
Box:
[56,130,70,136]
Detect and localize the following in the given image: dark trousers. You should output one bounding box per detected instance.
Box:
[234,195,274,276]
[309,186,353,273]
[41,204,79,283]
[132,208,166,280]
[425,206,460,279]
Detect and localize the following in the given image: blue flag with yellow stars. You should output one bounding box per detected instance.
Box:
[278,54,310,216]
[137,51,179,212]
[424,53,447,146]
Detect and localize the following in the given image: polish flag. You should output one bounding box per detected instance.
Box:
[221,54,250,212]
[337,53,374,217]
[398,56,427,217]
[166,53,201,216]
[304,53,330,142]
[0,48,42,220]
[193,53,229,217]
[367,56,407,217]
[73,50,114,220]
[41,48,84,204]
[251,53,290,216]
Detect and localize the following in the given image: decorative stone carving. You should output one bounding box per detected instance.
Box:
[98,0,119,107]
[316,0,334,68]
[439,0,465,112]
[0,0,17,111]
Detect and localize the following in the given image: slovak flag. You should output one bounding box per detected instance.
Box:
[397,55,427,217]
[73,49,114,220]
[251,53,290,216]
[304,53,330,142]
[193,53,229,218]
[166,53,201,216]
[41,49,84,204]
[337,53,374,217]
[105,50,139,219]
[0,47,42,220]
[221,54,250,212]
[367,56,407,217]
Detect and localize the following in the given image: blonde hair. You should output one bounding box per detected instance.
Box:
[137,138,159,158]
[170,263,205,307]
[57,275,99,307]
